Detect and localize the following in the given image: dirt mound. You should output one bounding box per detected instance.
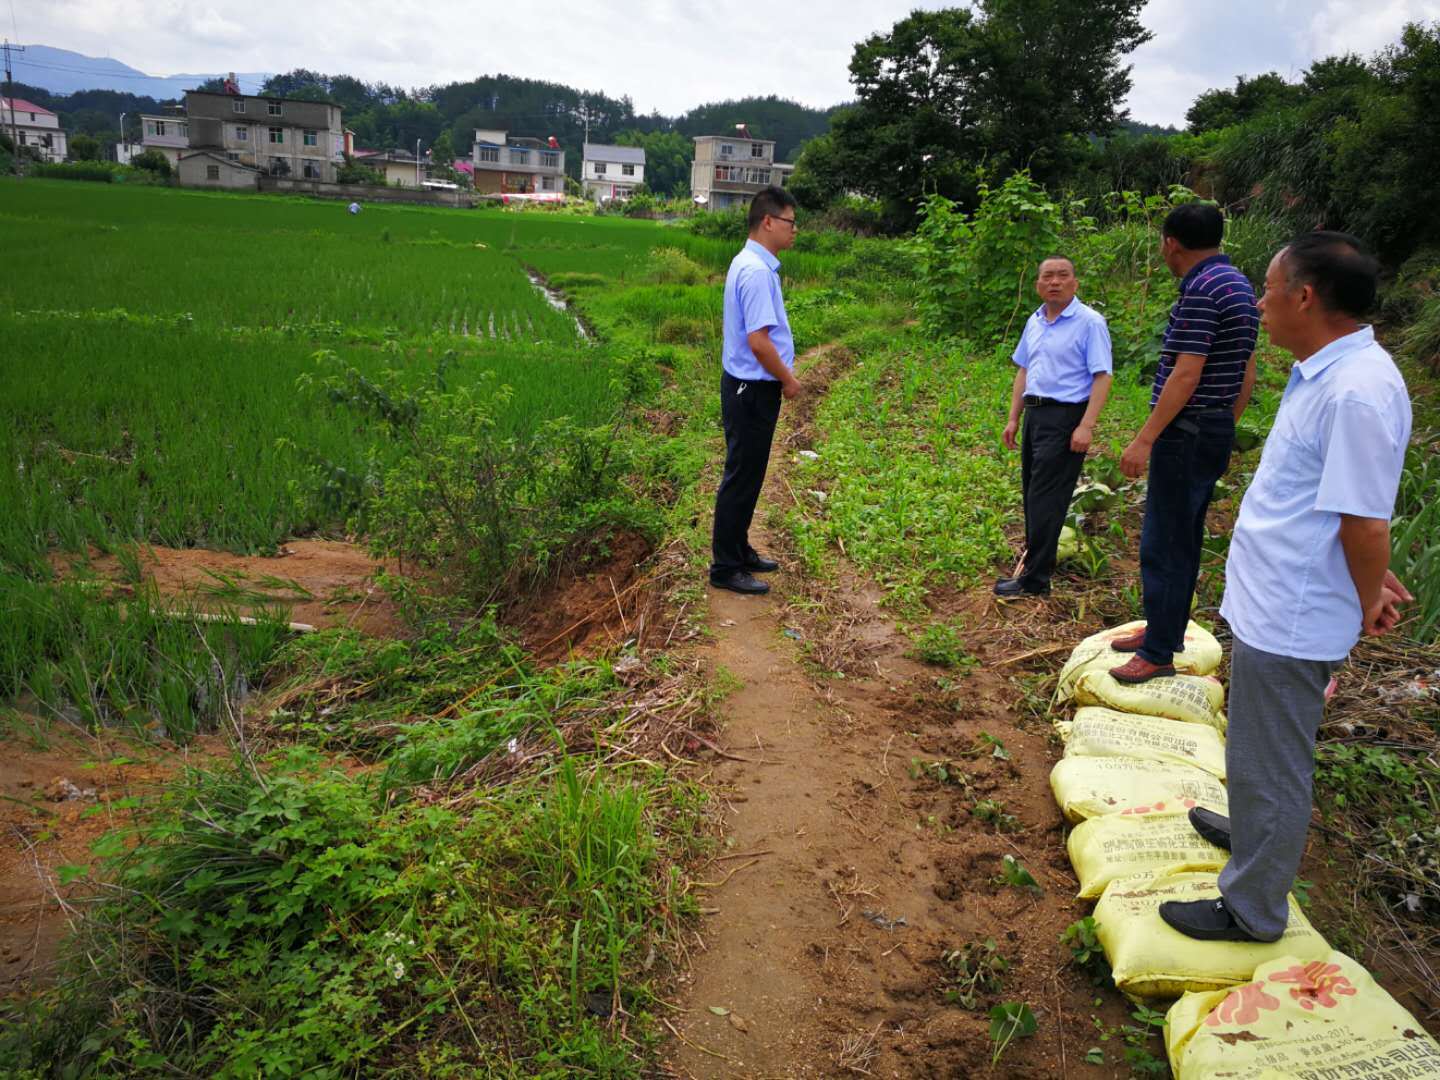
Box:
[514,532,658,660]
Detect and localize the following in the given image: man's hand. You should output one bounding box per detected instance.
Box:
[1120,435,1153,479]
[1383,568,1414,604]
[1070,423,1094,455]
[1363,587,1406,636]
[1003,418,1019,451]
[782,376,803,401]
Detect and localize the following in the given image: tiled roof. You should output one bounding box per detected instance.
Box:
[583,142,645,165]
[1,97,56,117]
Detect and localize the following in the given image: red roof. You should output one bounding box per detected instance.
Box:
[1,97,56,116]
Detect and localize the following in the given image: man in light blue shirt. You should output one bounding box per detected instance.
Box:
[710,186,801,595]
[995,256,1113,598]
[1160,232,1414,944]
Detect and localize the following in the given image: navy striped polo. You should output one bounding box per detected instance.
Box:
[1152,254,1259,408]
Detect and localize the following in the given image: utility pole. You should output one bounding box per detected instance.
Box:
[2,39,25,174]
[119,111,127,162]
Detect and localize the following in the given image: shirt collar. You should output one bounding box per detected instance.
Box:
[744,238,780,272]
[1180,253,1231,291]
[1294,325,1376,381]
[1035,296,1082,322]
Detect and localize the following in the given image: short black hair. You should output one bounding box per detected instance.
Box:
[1279,231,1379,318]
[748,185,798,231]
[1162,203,1224,250]
[1038,255,1076,273]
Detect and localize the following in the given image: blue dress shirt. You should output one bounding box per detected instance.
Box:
[1012,297,1113,402]
[722,239,794,381]
[1221,327,1412,660]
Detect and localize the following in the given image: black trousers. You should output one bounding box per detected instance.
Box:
[1019,401,1088,589]
[711,372,783,576]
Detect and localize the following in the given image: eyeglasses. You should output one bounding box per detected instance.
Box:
[773,215,798,229]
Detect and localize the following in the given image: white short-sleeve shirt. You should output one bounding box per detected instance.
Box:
[1221,326,1412,660]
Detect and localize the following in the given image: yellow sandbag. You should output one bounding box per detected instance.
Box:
[1048,756,1228,825]
[1067,811,1228,900]
[1093,871,1329,1001]
[1055,620,1222,703]
[1166,949,1440,1079]
[1073,670,1226,731]
[1056,708,1227,780]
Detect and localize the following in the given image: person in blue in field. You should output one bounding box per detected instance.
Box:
[994,255,1114,598]
[1109,203,1260,684]
[709,186,802,596]
[1162,232,1413,942]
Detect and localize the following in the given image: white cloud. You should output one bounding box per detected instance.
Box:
[1306,0,1440,56]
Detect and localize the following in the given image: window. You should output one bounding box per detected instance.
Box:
[508,148,530,165]
[303,129,317,147]
[541,176,554,191]
[267,100,282,116]
[540,150,558,167]
[751,142,765,158]
[145,121,158,136]
[269,127,284,144]
[478,146,499,163]
[714,164,734,182]
[16,132,24,145]
[622,163,635,176]
[303,162,320,179]
[226,151,240,161]
[232,99,246,114]
[206,165,220,180]
[747,167,770,184]
[179,123,188,137]
[269,156,287,176]
[29,111,36,122]
[235,126,248,141]
[594,161,607,175]
[719,143,734,157]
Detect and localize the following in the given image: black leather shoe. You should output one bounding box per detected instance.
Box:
[1189,806,1232,851]
[993,577,1049,598]
[710,570,770,595]
[744,552,780,573]
[1159,897,1272,942]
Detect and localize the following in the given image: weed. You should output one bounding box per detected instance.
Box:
[978,731,1011,761]
[1062,916,1112,985]
[939,939,1010,1009]
[996,854,1042,894]
[972,798,1021,832]
[988,1001,1038,1066]
[908,621,977,669]
[910,759,972,792]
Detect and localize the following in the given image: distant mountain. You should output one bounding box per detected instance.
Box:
[11,45,269,100]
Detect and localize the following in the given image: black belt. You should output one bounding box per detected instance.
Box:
[1023,395,1087,408]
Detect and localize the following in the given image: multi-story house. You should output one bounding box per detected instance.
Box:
[470,129,565,195]
[181,89,344,182]
[690,135,792,210]
[581,143,645,202]
[138,105,189,168]
[1,97,68,162]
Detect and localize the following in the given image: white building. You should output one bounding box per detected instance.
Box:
[139,109,190,169]
[582,142,645,202]
[1,97,68,162]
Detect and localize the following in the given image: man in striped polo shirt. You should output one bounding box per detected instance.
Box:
[1110,204,1259,683]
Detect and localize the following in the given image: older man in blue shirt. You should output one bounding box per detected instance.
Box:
[995,256,1113,597]
[709,186,801,596]
[1160,232,1414,943]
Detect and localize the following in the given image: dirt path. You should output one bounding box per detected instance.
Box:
[666,351,1134,1078]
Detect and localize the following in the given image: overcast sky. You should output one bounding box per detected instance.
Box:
[17,0,1440,127]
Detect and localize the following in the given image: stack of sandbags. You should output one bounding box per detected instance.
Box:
[1165,950,1440,1077]
[1055,620,1222,704]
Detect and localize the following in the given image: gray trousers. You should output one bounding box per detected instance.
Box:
[1218,636,1340,940]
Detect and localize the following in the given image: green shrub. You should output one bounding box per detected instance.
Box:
[646,246,708,286]
[29,160,116,183]
[654,315,710,345]
[131,149,172,178]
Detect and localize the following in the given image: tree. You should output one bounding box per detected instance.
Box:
[1185,72,1304,134]
[131,149,171,178]
[612,129,692,195]
[807,3,1150,222]
[430,130,456,167]
[68,133,101,161]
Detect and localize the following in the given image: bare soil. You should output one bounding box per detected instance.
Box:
[55,539,404,636]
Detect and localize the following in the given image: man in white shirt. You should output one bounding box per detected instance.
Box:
[1161,231,1414,942]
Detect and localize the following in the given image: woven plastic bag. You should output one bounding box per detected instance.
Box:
[1055,620,1222,704]
[1056,708,1227,780]
[1049,756,1228,825]
[1166,949,1440,1078]
[1067,810,1228,900]
[1093,871,1328,1000]
[1073,670,1226,731]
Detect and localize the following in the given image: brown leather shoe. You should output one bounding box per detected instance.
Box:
[1109,655,1176,684]
[1109,628,1147,652]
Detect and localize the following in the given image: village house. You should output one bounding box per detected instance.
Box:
[352,147,427,188]
[689,134,793,210]
[1,97,69,162]
[180,88,344,182]
[470,129,565,195]
[138,105,189,168]
[581,142,645,202]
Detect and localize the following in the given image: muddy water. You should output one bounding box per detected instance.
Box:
[525,270,592,340]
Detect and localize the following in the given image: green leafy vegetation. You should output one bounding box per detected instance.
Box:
[988,1001,1038,1066]
[939,939,1010,1009]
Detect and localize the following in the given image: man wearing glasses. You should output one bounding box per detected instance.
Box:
[710,186,802,595]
